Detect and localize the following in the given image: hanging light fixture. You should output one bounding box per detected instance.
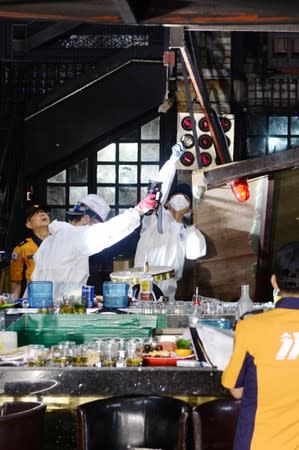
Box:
[230,178,250,202]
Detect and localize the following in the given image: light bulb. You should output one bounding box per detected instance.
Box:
[230,178,250,202]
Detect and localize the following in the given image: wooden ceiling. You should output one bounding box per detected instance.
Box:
[0,0,299,31]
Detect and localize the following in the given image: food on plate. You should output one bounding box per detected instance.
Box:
[175,348,193,357]
[174,338,193,356]
[147,350,171,358]
[176,338,192,349]
[142,338,193,358]
[160,341,176,352]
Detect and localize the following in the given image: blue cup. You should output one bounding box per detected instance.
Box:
[28,281,53,309]
[103,282,128,309]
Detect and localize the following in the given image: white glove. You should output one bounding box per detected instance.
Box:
[135,193,157,215]
[172,141,185,158]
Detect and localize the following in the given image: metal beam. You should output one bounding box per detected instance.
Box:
[1,0,299,28]
[169,27,232,165]
[112,0,137,25]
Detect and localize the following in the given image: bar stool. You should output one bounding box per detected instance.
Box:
[76,394,193,450]
[0,400,46,450]
[192,398,241,450]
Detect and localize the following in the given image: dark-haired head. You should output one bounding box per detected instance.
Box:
[274,242,299,292]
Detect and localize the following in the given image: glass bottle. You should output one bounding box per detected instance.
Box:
[192,286,201,306]
[235,284,254,322]
[59,297,74,314]
[139,273,153,301]
[190,286,201,327]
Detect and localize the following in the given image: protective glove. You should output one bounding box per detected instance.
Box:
[171,141,185,158]
[135,193,158,215]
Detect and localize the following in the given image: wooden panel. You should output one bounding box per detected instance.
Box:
[190,178,259,302]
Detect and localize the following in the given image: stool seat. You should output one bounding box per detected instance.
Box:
[77,395,192,450]
[0,401,46,450]
[192,398,241,450]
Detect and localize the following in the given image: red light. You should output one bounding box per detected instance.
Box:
[200,152,212,167]
[199,134,213,149]
[230,178,250,202]
[181,117,193,131]
[180,151,195,167]
[220,117,232,132]
[198,117,209,132]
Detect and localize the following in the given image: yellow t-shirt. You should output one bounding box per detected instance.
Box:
[222,298,299,450]
[10,237,40,283]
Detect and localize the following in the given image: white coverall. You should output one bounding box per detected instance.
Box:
[134,153,206,300]
[32,208,141,299]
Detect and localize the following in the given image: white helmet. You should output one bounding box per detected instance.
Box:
[80,194,110,222]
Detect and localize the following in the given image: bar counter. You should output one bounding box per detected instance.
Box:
[0,366,227,397]
[0,366,228,450]
[0,308,232,450]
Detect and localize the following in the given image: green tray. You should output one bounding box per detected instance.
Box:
[8,313,167,347]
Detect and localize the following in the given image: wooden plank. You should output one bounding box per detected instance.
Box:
[196,147,299,190]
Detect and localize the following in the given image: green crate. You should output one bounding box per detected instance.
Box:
[8,313,167,347]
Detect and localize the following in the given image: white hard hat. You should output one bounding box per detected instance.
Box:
[80,194,110,222]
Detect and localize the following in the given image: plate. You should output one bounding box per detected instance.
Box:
[143,354,195,366]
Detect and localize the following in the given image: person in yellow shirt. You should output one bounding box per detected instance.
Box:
[222,241,299,450]
[10,205,50,298]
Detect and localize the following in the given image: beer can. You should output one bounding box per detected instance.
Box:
[82,285,95,308]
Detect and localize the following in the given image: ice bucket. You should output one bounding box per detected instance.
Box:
[103,282,128,309]
[28,281,53,309]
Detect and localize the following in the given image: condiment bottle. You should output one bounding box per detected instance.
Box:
[192,286,201,306]
[139,273,153,301]
[235,284,254,322]
[190,286,201,326]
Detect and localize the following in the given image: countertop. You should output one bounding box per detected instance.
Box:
[0,366,227,397]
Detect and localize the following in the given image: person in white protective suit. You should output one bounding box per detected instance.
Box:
[31,193,157,300]
[134,143,207,300]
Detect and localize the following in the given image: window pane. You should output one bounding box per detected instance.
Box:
[97,165,116,183]
[269,116,288,135]
[119,187,137,205]
[292,38,299,56]
[48,170,66,183]
[97,143,116,162]
[141,117,160,140]
[141,165,160,183]
[50,208,65,221]
[141,186,148,198]
[246,137,266,157]
[290,137,299,148]
[247,114,267,135]
[97,186,115,205]
[47,186,65,205]
[108,208,116,218]
[291,117,299,134]
[272,38,288,56]
[141,143,159,161]
[119,143,138,161]
[119,165,137,184]
[119,129,138,140]
[268,137,288,153]
[69,186,88,205]
[69,159,88,183]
